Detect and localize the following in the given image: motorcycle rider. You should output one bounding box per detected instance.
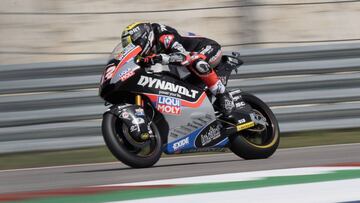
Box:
[121,22,237,115]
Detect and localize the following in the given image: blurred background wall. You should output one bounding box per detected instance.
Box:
[0,0,359,64]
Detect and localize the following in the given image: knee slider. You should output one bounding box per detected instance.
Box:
[194,60,211,75]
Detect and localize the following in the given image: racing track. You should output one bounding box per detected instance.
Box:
[1,143,360,195]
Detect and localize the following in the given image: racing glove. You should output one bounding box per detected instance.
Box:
[137,53,195,67]
[137,54,162,67]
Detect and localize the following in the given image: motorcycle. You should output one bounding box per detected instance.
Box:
[99,42,280,168]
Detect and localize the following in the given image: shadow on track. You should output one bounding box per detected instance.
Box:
[66,157,243,174]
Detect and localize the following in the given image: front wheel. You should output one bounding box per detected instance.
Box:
[229,93,280,159]
[102,112,162,168]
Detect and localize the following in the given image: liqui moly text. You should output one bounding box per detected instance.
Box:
[156,96,181,115]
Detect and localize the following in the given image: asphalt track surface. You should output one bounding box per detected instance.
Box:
[1,143,360,194]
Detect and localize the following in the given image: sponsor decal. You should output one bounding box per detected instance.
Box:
[132,117,145,125]
[134,108,145,116]
[237,118,246,124]
[171,41,187,53]
[127,26,140,35]
[235,101,246,108]
[121,111,130,119]
[130,125,138,132]
[116,43,136,62]
[156,96,181,115]
[123,26,140,37]
[172,137,189,151]
[224,100,235,111]
[137,76,199,99]
[200,125,221,146]
[163,35,174,49]
[119,68,135,82]
[144,92,207,109]
[236,121,255,131]
[159,24,167,32]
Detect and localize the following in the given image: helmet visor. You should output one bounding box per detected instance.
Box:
[121,35,132,48]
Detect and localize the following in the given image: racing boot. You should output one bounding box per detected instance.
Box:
[215,90,235,116]
[209,80,252,116]
[196,68,235,116]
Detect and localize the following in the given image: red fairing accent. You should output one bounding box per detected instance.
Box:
[181,92,207,108]
[199,69,219,87]
[159,34,175,49]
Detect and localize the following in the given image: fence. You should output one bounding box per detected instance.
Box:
[0,43,359,153]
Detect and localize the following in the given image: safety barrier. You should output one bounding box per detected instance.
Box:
[0,43,359,153]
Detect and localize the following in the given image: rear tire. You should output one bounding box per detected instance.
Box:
[229,93,280,159]
[102,112,162,168]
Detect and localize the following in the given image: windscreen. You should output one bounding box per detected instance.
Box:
[109,42,137,61]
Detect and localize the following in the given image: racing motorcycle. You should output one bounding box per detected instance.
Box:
[99,42,280,168]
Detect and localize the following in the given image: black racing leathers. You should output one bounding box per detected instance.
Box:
[148,23,235,115]
[150,23,222,69]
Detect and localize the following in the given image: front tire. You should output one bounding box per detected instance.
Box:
[229,93,280,159]
[102,112,162,168]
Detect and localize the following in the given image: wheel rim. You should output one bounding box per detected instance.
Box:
[114,119,160,158]
[240,109,278,149]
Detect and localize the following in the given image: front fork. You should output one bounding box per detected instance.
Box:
[135,94,143,106]
[135,94,155,139]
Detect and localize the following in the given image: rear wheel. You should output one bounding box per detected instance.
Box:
[229,93,280,159]
[102,112,162,168]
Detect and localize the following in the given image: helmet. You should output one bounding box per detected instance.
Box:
[121,22,154,56]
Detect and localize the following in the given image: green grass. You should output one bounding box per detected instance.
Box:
[279,128,360,148]
[0,128,359,170]
[0,147,117,170]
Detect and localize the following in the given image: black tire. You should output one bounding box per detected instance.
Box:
[102,112,162,168]
[229,92,280,159]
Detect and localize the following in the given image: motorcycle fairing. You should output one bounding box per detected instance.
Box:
[140,87,218,147]
[163,120,230,154]
[99,44,143,100]
[120,71,220,147]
